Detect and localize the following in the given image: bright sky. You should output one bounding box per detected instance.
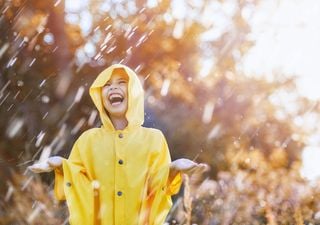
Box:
[242,0,320,100]
[241,0,320,181]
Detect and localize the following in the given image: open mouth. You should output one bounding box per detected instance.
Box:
[108,93,124,106]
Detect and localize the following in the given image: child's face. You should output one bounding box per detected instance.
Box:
[101,70,129,119]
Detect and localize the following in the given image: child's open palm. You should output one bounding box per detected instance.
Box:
[169,158,209,179]
[28,156,63,173]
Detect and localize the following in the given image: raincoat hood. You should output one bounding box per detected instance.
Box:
[89,64,144,131]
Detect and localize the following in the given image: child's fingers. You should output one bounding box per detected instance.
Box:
[47,157,63,168]
[28,165,44,173]
[198,163,210,172]
[28,163,53,173]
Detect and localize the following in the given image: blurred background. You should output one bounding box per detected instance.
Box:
[1,0,320,224]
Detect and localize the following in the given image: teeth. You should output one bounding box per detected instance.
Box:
[109,93,124,104]
[109,94,123,101]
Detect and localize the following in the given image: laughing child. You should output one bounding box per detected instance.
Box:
[29,64,207,225]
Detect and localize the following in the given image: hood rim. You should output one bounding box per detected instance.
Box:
[89,64,144,132]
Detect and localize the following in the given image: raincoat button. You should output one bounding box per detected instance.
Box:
[118,133,123,138]
[117,191,123,196]
[66,182,72,187]
[118,159,123,165]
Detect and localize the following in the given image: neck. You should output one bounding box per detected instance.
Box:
[110,117,128,130]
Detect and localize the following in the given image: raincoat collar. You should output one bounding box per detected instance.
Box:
[89,64,144,132]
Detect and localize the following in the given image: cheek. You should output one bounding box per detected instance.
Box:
[101,90,108,104]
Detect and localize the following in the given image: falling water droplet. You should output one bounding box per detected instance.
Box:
[202,101,214,124]
[160,79,170,96]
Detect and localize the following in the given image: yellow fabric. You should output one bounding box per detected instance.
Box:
[54,64,182,225]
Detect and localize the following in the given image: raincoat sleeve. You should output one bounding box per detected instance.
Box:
[53,136,95,225]
[147,132,182,225]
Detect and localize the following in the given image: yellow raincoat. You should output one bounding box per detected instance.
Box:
[54,64,182,225]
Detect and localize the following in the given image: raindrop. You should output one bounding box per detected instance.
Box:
[41,95,50,103]
[35,45,41,51]
[6,118,24,138]
[17,80,24,87]
[126,46,132,54]
[29,58,36,67]
[27,201,42,223]
[74,86,85,103]
[0,43,10,59]
[144,73,151,81]
[94,26,100,32]
[127,31,135,40]
[21,176,33,191]
[7,57,17,67]
[100,45,107,52]
[71,118,86,135]
[2,6,9,14]
[207,123,221,140]
[173,20,184,39]
[0,92,10,106]
[105,24,112,31]
[139,7,146,13]
[42,112,48,120]
[102,33,113,46]
[135,64,143,72]
[94,53,102,61]
[39,79,46,88]
[160,79,170,96]
[135,34,148,47]
[88,110,98,126]
[54,0,61,7]
[35,131,46,147]
[7,104,14,111]
[0,80,11,99]
[4,184,14,202]
[19,38,26,48]
[52,46,58,53]
[13,90,20,99]
[202,101,214,124]
[106,46,116,53]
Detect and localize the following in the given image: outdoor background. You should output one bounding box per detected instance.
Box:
[1,0,320,224]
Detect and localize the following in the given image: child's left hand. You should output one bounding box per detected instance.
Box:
[170,158,209,177]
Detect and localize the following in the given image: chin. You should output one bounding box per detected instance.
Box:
[104,102,128,118]
[107,108,127,117]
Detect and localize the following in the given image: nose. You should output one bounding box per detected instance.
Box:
[109,84,118,90]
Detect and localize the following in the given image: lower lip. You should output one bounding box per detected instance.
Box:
[111,101,122,106]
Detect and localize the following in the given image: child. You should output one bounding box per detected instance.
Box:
[29,64,207,225]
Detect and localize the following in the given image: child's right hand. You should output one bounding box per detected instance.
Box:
[28,156,63,173]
